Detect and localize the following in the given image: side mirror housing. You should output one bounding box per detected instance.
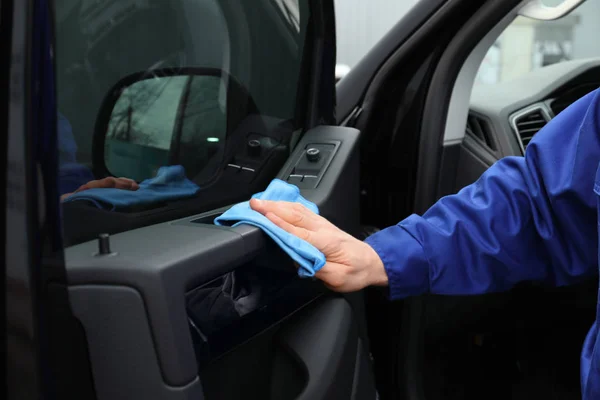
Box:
[92,67,246,183]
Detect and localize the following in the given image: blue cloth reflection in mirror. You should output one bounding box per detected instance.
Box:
[63,165,200,210]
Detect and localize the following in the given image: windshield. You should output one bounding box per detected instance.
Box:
[474,0,600,86]
[54,0,310,167]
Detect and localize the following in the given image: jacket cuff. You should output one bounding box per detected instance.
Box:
[364,222,431,300]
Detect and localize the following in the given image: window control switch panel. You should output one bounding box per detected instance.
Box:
[283,142,338,189]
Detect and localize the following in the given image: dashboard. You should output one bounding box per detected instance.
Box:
[467,58,600,160]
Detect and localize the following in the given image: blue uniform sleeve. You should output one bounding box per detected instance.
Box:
[365,89,600,300]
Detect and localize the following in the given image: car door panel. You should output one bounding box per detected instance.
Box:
[200,297,374,400]
[275,298,359,400]
[69,284,203,399]
[63,125,375,399]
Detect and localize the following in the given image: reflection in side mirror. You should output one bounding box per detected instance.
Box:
[98,69,228,182]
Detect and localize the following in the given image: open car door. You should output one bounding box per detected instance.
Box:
[5,0,377,399]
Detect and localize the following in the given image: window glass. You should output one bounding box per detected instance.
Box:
[55,0,307,168]
[55,0,313,245]
[474,0,600,86]
[272,0,301,32]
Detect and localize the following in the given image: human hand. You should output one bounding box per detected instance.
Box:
[60,177,139,201]
[249,199,388,292]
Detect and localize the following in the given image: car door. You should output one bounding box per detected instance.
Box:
[6,0,376,399]
[10,0,569,399]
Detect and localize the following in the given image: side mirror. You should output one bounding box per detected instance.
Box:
[93,68,246,183]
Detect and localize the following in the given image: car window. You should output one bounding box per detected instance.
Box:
[474,0,600,86]
[56,0,307,169]
[55,0,315,245]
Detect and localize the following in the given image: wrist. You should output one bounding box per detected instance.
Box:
[364,242,388,287]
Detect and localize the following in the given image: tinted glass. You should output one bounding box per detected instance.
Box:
[55,0,313,245]
[55,0,307,177]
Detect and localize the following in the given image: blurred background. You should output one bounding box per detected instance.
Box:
[334,0,600,84]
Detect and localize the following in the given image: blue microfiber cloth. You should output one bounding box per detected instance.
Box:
[214,179,326,278]
[63,165,200,210]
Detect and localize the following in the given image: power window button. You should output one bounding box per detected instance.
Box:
[301,175,318,188]
[287,174,303,185]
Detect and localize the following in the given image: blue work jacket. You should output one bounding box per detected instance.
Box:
[365,88,600,399]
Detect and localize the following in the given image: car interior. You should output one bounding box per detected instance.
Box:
[407,57,600,400]
[11,0,598,399]
[348,1,600,399]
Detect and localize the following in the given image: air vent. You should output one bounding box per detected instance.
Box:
[550,83,600,116]
[466,114,495,150]
[513,108,549,148]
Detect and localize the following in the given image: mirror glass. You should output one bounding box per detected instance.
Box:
[105,74,226,182]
